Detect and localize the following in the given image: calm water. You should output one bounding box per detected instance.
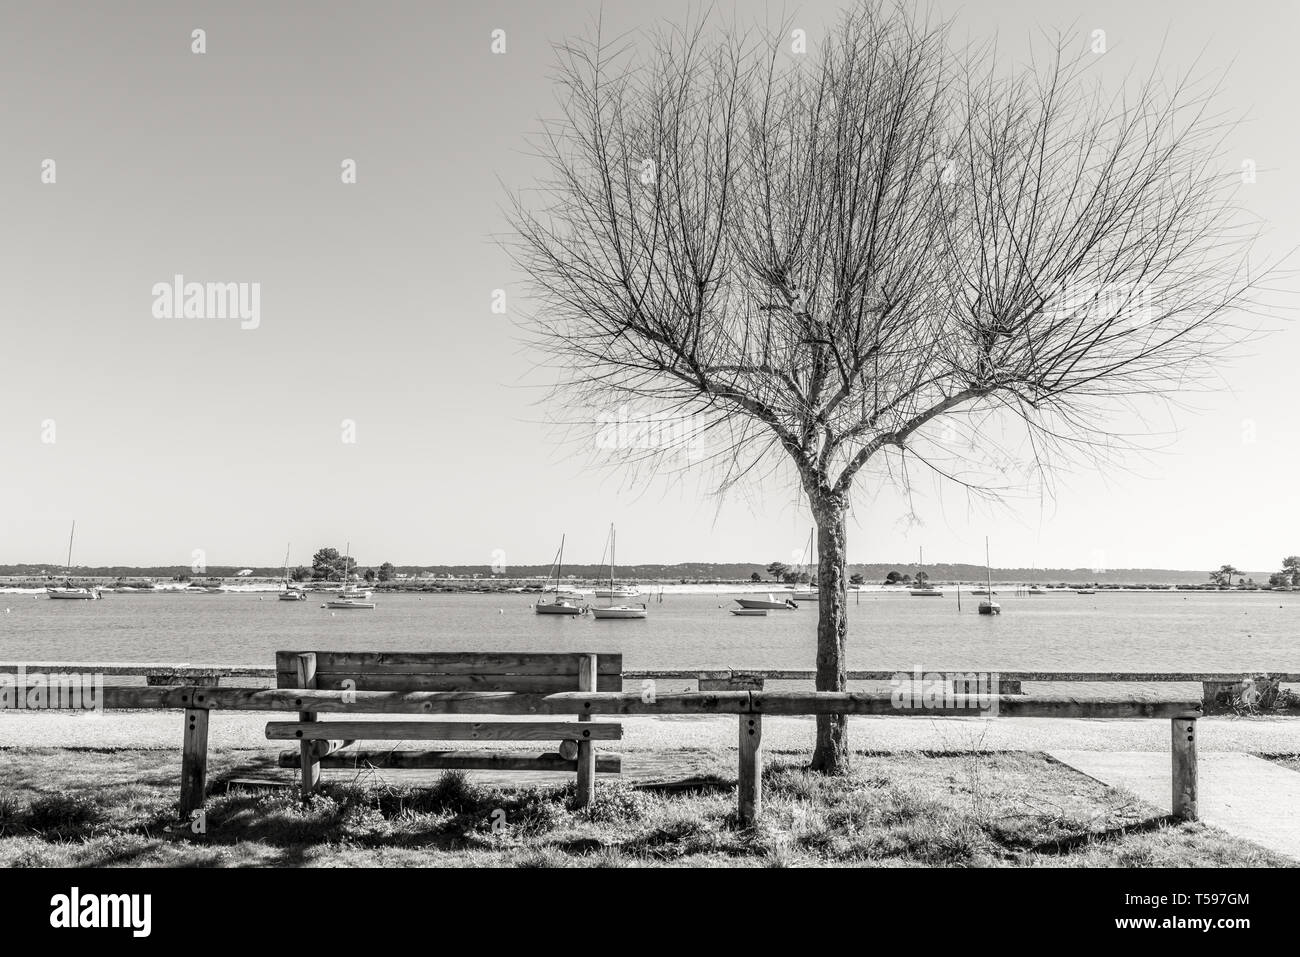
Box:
[0,589,1296,675]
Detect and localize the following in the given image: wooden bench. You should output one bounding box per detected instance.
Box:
[266,651,623,805]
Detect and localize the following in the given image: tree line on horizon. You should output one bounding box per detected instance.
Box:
[3,550,1292,586]
[1210,557,1300,589]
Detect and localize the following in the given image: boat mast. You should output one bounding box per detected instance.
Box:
[608,524,616,607]
[282,542,291,583]
[985,537,993,594]
[343,541,351,587]
[66,520,76,576]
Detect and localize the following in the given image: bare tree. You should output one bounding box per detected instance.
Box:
[507,5,1264,773]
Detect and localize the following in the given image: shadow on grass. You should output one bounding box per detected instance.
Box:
[988,814,1185,856]
[0,749,1275,867]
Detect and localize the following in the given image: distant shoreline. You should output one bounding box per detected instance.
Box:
[1,577,1294,595]
[0,563,1273,587]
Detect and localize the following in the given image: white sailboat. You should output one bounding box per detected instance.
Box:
[47,521,100,600]
[535,535,584,615]
[790,528,819,600]
[279,543,307,601]
[979,538,1001,615]
[589,524,647,620]
[909,546,943,596]
[324,543,375,609]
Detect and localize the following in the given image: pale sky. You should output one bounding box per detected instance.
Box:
[0,0,1296,573]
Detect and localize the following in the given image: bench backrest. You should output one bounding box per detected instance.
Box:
[275,651,623,693]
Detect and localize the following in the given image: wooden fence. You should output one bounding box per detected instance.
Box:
[0,662,1291,711]
[0,677,1203,824]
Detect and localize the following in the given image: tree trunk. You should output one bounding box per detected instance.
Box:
[809,492,851,774]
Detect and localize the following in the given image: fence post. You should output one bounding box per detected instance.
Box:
[1200,680,1236,714]
[1171,714,1198,821]
[296,653,319,802]
[738,713,762,824]
[179,703,209,817]
[575,654,597,808]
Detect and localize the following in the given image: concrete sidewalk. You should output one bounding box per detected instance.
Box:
[1049,750,1300,861]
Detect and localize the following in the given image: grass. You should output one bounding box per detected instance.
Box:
[0,747,1289,867]
[1260,753,1300,774]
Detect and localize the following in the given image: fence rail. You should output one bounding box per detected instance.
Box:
[3,662,1296,681]
[0,662,1292,709]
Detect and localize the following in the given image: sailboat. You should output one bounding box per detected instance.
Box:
[324,543,375,609]
[278,543,307,601]
[978,537,1001,615]
[334,542,372,600]
[909,546,943,596]
[47,521,100,600]
[790,528,819,601]
[589,524,648,620]
[535,535,584,615]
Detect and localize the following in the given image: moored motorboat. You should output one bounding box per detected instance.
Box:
[590,604,647,619]
[735,594,798,610]
[978,600,1001,615]
[324,598,376,610]
[1076,588,1096,595]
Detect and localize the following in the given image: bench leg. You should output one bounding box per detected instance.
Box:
[296,653,319,801]
[1171,716,1198,821]
[738,714,762,824]
[179,707,209,816]
[574,654,596,807]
